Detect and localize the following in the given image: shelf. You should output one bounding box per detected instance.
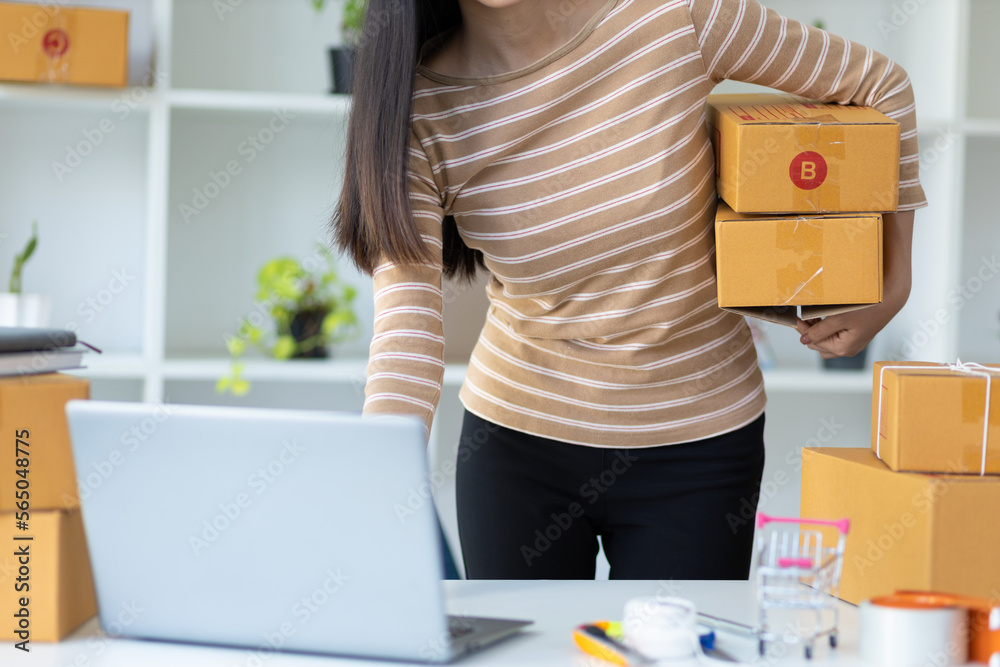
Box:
[0,82,155,111]
[161,357,468,387]
[163,356,363,381]
[58,355,873,394]
[152,359,868,393]
[963,118,1000,137]
[761,368,871,393]
[62,353,148,379]
[168,89,351,116]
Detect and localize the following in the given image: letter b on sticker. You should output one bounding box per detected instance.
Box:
[789,151,827,190]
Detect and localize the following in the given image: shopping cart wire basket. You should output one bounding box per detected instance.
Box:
[755,512,850,660]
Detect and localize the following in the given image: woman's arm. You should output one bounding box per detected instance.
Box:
[797,210,913,357]
[361,132,447,439]
[688,0,928,355]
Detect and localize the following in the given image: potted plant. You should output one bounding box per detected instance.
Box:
[217,244,360,396]
[0,221,51,327]
[314,0,367,94]
[822,346,868,371]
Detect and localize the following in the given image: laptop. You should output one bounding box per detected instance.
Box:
[66,400,531,663]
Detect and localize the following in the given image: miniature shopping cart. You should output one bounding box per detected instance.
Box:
[754,512,850,660]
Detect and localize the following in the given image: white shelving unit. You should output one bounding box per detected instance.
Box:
[1,0,995,576]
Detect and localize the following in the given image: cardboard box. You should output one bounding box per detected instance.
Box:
[714,200,882,326]
[871,361,1000,475]
[0,373,89,511]
[0,2,128,87]
[0,507,97,642]
[706,94,900,213]
[800,448,1000,605]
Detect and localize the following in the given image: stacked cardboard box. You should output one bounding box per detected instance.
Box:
[0,2,129,87]
[870,361,1000,474]
[0,373,96,644]
[707,94,900,326]
[800,363,1000,608]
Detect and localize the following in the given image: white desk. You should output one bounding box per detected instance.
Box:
[9,580,870,666]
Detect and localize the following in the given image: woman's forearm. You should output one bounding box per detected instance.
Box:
[882,209,915,308]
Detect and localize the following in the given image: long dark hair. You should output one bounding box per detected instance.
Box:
[332,0,485,283]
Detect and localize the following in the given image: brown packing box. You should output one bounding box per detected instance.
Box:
[800,448,1000,606]
[0,2,128,87]
[714,200,882,327]
[871,361,1000,475]
[0,373,90,511]
[0,507,97,642]
[706,93,900,213]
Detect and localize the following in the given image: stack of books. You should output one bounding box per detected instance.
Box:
[0,327,98,377]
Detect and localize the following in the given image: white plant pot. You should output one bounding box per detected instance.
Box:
[18,293,52,327]
[0,293,52,327]
[0,293,18,326]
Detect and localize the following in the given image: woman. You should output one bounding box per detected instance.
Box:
[333,0,925,579]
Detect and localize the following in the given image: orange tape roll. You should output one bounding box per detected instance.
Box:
[889,592,1000,666]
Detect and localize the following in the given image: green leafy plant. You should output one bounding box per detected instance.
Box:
[341,0,367,45]
[311,0,367,46]
[217,245,360,396]
[9,221,38,294]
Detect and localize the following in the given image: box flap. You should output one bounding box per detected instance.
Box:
[722,305,798,327]
[707,93,898,126]
[800,303,877,319]
[723,302,877,328]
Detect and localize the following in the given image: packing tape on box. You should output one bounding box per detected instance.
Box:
[876,361,1000,475]
[859,596,968,667]
[791,121,845,212]
[775,217,824,305]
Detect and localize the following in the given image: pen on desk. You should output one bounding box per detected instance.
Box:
[696,611,759,639]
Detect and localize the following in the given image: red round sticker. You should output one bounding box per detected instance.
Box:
[789,151,828,190]
[42,29,70,59]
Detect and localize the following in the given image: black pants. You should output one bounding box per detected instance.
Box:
[455,411,766,580]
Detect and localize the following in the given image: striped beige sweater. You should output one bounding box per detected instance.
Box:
[361,0,928,447]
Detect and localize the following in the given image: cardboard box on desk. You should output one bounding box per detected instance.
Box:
[714,201,883,327]
[871,361,1000,475]
[706,93,900,213]
[0,373,89,511]
[0,2,128,87]
[800,448,1000,606]
[0,508,97,642]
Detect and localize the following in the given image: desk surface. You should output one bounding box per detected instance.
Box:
[10,580,871,666]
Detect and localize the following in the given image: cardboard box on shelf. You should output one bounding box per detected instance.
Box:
[800,448,1000,606]
[0,508,97,642]
[0,2,128,87]
[871,361,1000,475]
[706,93,900,213]
[714,200,882,327]
[0,373,89,511]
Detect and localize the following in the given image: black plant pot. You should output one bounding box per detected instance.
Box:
[329,47,355,95]
[289,307,329,359]
[822,345,868,371]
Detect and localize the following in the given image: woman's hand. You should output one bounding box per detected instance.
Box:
[795,210,915,358]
